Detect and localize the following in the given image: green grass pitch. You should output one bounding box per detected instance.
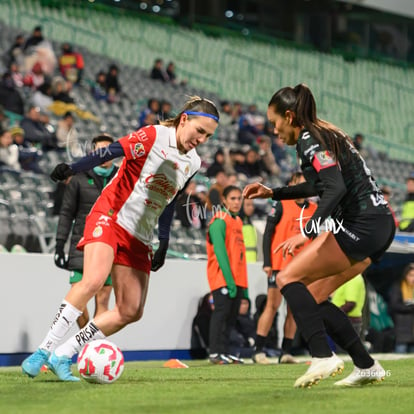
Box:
[2,358,414,414]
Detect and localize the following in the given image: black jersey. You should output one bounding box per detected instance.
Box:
[297,129,388,221]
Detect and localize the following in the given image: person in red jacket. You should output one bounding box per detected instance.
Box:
[207,185,248,364]
[58,43,84,85]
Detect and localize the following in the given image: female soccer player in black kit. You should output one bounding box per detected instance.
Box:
[243,84,395,388]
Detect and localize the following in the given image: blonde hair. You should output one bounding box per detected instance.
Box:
[160,96,219,128]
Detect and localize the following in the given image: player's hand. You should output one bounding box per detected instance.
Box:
[263,266,272,277]
[242,182,273,199]
[50,163,74,182]
[54,246,68,269]
[151,239,169,271]
[274,233,309,259]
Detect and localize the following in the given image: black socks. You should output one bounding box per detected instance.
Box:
[281,282,332,358]
[319,300,374,369]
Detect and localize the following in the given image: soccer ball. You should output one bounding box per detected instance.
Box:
[77,339,124,384]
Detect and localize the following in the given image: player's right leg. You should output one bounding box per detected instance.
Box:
[22,242,114,379]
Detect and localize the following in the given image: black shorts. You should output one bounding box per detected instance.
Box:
[268,270,279,288]
[334,212,396,263]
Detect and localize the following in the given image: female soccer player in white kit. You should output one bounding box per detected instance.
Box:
[22,96,219,381]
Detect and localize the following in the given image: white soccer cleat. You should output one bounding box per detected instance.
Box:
[334,361,386,387]
[294,354,344,388]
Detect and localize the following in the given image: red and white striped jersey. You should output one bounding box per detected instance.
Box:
[90,125,201,245]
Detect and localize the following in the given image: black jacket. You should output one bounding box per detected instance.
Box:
[55,167,118,270]
[389,282,414,344]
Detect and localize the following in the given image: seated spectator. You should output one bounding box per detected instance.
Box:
[389,263,414,353]
[138,98,160,128]
[51,76,75,103]
[353,132,368,158]
[56,111,81,157]
[235,148,263,181]
[175,180,206,229]
[23,61,45,90]
[271,135,289,170]
[10,125,43,173]
[238,104,265,146]
[58,42,84,85]
[158,100,173,121]
[0,72,24,115]
[9,62,24,88]
[206,169,228,216]
[106,63,121,103]
[20,105,57,150]
[32,81,53,113]
[91,70,108,101]
[399,172,414,232]
[219,101,237,126]
[0,105,9,130]
[0,127,21,171]
[166,61,186,86]
[23,26,44,53]
[150,58,169,82]
[257,135,280,177]
[206,148,225,178]
[6,34,25,68]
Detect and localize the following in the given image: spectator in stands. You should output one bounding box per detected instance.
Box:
[399,172,414,232]
[206,169,228,216]
[206,148,225,178]
[238,104,265,146]
[0,127,21,171]
[257,135,280,177]
[150,58,169,82]
[20,105,57,150]
[32,81,53,113]
[56,111,80,156]
[0,105,9,130]
[158,100,173,121]
[22,96,219,382]
[58,43,84,85]
[353,132,368,158]
[9,125,43,174]
[207,185,248,364]
[6,34,25,68]
[138,98,160,128]
[0,72,24,116]
[175,180,206,229]
[331,274,366,340]
[389,263,414,353]
[23,61,45,90]
[240,198,258,263]
[105,64,121,103]
[9,62,24,88]
[381,185,399,227]
[253,172,316,365]
[23,26,44,52]
[219,101,237,126]
[54,135,118,329]
[235,148,263,181]
[91,70,108,102]
[166,61,186,86]
[51,76,75,104]
[271,134,288,170]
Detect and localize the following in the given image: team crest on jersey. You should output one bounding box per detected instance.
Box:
[184,164,190,174]
[93,225,103,238]
[133,142,145,158]
[315,150,335,166]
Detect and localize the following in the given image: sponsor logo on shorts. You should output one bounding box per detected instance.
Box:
[93,225,103,238]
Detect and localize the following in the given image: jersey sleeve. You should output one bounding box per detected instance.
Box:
[118,125,157,161]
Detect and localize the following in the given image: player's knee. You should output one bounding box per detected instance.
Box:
[275,270,289,289]
[118,303,144,324]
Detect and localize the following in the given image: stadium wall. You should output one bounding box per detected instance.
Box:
[1,253,267,365]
